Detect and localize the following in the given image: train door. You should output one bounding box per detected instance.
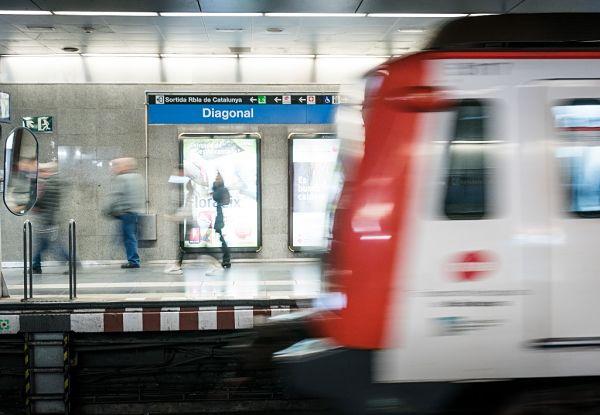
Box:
[544,80,600,340]
[377,85,521,381]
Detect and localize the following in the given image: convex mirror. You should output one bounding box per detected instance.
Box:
[3,127,38,215]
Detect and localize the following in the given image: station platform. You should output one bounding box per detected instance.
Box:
[0,261,320,335]
[2,260,322,302]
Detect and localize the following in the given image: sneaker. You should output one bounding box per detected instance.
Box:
[121,263,140,269]
[32,267,42,274]
[164,265,183,275]
[222,262,231,269]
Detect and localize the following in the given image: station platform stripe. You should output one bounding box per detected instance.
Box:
[0,305,299,334]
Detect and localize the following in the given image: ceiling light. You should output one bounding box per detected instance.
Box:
[266,27,284,33]
[25,25,56,31]
[0,54,81,57]
[0,10,52,15]
[62,46,80,53]
[468,13,498,16]
[367,13,467,18]
[160,54,237,58]
[160,12,263,17]
[265,13,366,17]
[82,53,159,57]
[215,28,245,32]
[316,54,390,58]
[238,54,315,58]
[53,11,158,16]
[397,29,425,33]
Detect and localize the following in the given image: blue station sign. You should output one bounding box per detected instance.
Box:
[147,94,338,125]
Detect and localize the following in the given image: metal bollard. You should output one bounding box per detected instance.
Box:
[68,219,77,299]
[22,221,33,300]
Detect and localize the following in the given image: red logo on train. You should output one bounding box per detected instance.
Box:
[448,250,497,281]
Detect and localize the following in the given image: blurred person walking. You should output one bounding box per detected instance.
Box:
[164,170,193,275]
[32,162,69,274]
[211,172,231,270]
[104,157,144,269]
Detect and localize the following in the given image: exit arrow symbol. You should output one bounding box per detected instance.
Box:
[299,97,305,103]
[274,97,281,103]
[250,97,257,103]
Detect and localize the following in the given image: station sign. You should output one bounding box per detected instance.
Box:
[147,94,339,125]
[22,116,53,133]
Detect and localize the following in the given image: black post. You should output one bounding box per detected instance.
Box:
[27,221,32,299]
[68,219,77,300]
[72,221,77,299]
[22,222,27,300]
[68,221,72,299]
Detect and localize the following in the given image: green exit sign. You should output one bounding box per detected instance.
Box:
[22,116,53,133]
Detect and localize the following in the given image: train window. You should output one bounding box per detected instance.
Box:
[443,99,490,220]
[553,99,600,217]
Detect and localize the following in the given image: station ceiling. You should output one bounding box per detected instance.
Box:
[0,0,599,56]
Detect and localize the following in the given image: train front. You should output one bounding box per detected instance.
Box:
[271,67,405,412]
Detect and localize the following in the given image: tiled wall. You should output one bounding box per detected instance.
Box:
[0,84,337,263]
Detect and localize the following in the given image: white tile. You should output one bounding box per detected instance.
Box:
[70,313,104,332]
[198,306,217,330]
[123,312,143,331]
[234,306,253,329]
[160,311,179,331]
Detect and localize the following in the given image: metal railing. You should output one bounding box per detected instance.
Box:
[22,220,32,300]
[22,219,78,301]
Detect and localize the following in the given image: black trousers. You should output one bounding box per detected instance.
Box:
[177,233,230,266]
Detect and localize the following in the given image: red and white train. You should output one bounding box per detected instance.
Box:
[274,13,600,414]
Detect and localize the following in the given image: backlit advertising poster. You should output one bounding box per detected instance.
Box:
[181,134,261,251]
[0,92,10,123]
[289,134,341,251]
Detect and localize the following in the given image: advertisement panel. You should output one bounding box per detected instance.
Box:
[0,92,10,123]
[289,134,341,251]
[180,134,261,251]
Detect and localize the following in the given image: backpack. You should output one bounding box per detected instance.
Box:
[221,187,231,206]
[212,182,231,206]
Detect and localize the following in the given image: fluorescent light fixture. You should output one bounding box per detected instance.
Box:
[0,10,52,15]
[397,29,425,33]
[368,13,467,18]
[316,54,390,58]
[238,54,315,58]
[53,11,158,16]
[159,53,237,58]
[160,12,263,17]
[0,54,81,57]
[265,12,366,17]
[82,53,159,57]
[468,13,498,16]
[215,28,245,32]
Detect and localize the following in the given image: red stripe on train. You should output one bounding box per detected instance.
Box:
[315,53,427,349]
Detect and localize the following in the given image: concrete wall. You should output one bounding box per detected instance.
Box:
[0,84,336,263]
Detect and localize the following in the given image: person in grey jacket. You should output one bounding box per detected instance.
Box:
[104,158,144,269]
